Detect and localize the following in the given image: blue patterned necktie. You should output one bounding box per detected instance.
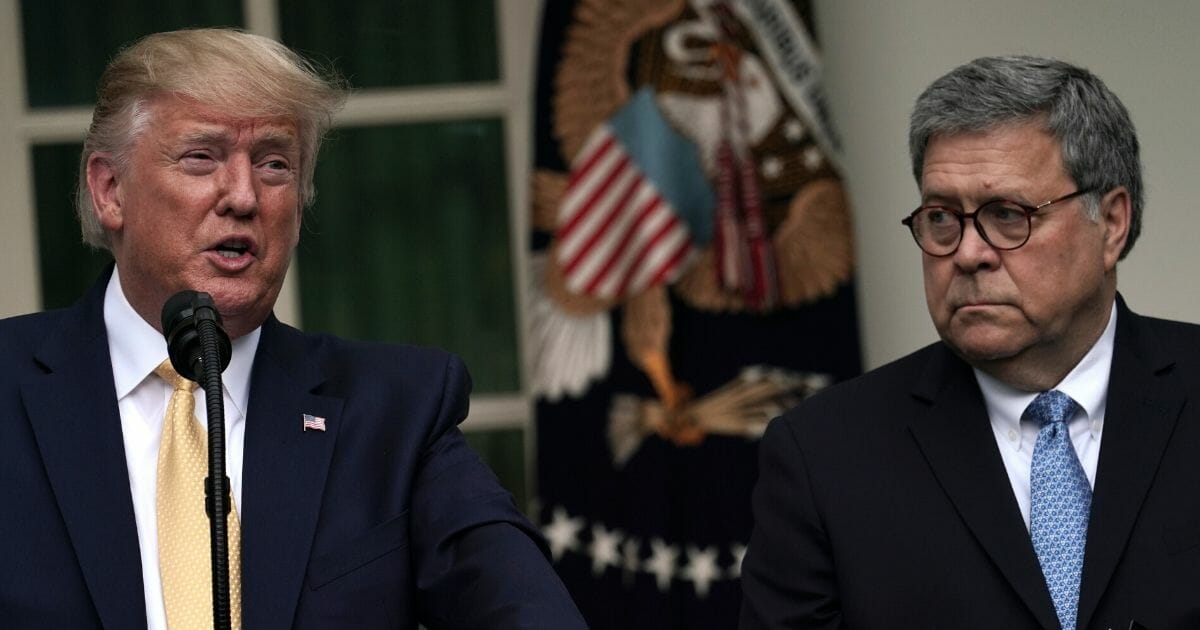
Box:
[1027,390,1089,630]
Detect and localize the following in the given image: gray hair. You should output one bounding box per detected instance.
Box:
[909,55,1142,259]
[77,28,348,250]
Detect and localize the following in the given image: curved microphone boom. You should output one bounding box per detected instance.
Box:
[160,290,235,630]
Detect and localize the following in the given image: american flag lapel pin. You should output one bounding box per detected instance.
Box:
[302,413,326,432]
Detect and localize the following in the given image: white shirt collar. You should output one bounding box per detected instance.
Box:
[103,266,261,417]
[976,301,1117,447]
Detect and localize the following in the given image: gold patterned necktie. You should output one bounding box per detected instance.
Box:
[154,360,242,629]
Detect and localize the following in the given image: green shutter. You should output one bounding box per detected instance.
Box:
[296,120,520,394]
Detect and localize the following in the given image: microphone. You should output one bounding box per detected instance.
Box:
[161,290,232,382]
[159,290,235,630]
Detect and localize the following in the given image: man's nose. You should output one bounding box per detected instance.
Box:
[217,156,258,217]
[952,217,1000,271]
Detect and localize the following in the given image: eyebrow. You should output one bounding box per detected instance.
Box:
[920,193,969,208]
[177,128,234,146]
[921,192,956,204]
[921,191,1028,207]
[253,130,300,152]
[175,127,299,152]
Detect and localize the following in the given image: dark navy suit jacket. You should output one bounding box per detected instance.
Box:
[0,270,586,629]
[741,298,1200,629]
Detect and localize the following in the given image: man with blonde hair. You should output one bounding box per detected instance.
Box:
[0,28,585,629]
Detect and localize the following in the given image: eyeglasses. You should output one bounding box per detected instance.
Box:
[901,188,1094,256]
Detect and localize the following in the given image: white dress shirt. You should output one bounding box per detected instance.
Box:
[974,302,1116,530]
[104,268,258,630]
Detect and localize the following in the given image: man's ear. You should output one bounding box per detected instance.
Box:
[86,152,123,231]
[1098,186,1131,270]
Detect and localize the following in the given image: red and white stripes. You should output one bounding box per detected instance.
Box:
[555,127,694,300]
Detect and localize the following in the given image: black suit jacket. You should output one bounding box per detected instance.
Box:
[0,271,586,629]
[740,298,1200,629]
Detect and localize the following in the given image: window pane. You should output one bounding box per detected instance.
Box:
[296,120,520,393]
[279,0,499,89]
[464,428,527,513]
[20,0,242,107]
[31,143,113,309]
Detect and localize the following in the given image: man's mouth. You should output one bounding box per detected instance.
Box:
[953,301,1014,315]
[214,239,252,259]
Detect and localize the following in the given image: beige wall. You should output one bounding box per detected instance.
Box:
[815,0,1200,369]
[4,1,1198,376]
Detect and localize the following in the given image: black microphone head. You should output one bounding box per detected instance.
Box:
[161,290,200,336]
[161,290,232,382]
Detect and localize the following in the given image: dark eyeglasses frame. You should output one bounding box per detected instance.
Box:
[901,188,1095,257]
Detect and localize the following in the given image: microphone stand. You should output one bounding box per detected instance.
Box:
[164,292,234,630]
[196,314,233,630]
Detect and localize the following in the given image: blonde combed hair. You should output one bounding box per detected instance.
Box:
[77,28,348,250]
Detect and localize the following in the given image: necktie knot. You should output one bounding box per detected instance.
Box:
[154,359,197,393]
[1025,389,1077,428]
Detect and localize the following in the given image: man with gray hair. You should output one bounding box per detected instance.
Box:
[0,28,585,629]
[740,56,1200,629]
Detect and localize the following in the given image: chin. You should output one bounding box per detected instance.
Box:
[208,286,274,327]
[940,326,1028,364]
[198,276,262,305]
[950,344,1022,365]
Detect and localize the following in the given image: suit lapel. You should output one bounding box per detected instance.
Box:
[21,273,148,630]
[1076,301,1184,629]
[906,345,1061,630]
[240,318,343,630]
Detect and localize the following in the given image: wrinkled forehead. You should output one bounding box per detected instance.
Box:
[924,114,1056,155]
[139,93,302,150]
[919,122,1070,198]
[923,120,1062,166]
